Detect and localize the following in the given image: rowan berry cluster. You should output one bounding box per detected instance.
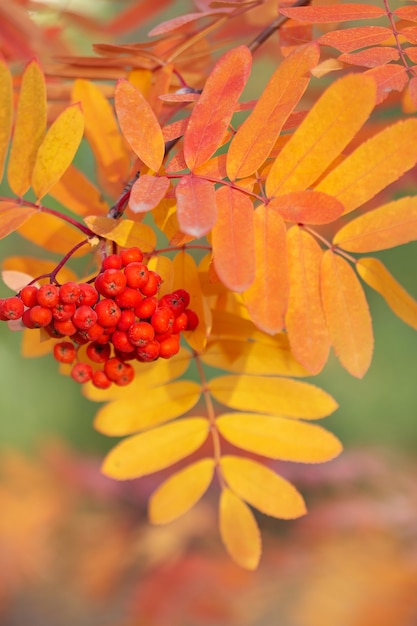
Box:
[0,247,198,389]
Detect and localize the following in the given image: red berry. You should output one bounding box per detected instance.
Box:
[114,287,142,309]
[29,305,53,327]
[113,362,135,386]
[117,309,136,331]
[159,290,189,316]
[71,362,93,384]
[128,321,155,347]
[52,302,76,322]
[22,308,37,329]
[141,271,161,297]
[37,284,60,308]
[151,307,174,335]
[124,262,149,289]
[20,285,38,308]
[0,296,24,320]
[95,269,127,297]
[184,309,199,331]
[120,247,143,266]
[86,341,111,363]
[104,357,131,382]
[92,370,112,389]
[102,254,123,270]
[53,341,76,364]
[59,282,82,304]
[172,312,188,333]
[173,289,190,309]
[158,334,180,359]
[53,318,77,336]
[72,305,98,330]
[136,340,160,362]
[95,299,122,327]
[78,283,99,307]
[134,296,158,319]
[111,330,136,353]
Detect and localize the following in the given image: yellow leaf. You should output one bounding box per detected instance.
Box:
[220,455,306,519]
[148,255,174,296]
[149,458,215,524]
[357,257,417,331]
[94,380,201,436]
[333,196,417,252]
[101,417,209,480]
[321,250,373,378]
[18,211,87,256]
[285,226,330,374]
[243,206,289,334]
[265,74,376,197]
[209,374,338,419]
[316,120,417,214]
[219,487,261,570]
[8,60,46,196]
[31,103,84,200]
[0,60,13,182]
[217,413,343,463]
[21,328,56,358]
[84,216,156,252]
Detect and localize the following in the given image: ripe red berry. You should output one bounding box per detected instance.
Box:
[86,341,111,363]
[172,311,188,333]
[20,285,38,308]
[124,262,149,289]
[151,307,174,335]
[95,299,122,327]
[92,370,112,389]
[53,318,77,336]
[77,283,99,307]
[102,254,123,270]
[158,334,180,359]
[120,247,143,266]
[159,290,189,316]
[95,269,127,297]
[141,271,161,297]
[22,308,37,328]
[53,341,77,364]
[117,309,136,331]
[0,296,24,320]
[111,330,136,353]
[114,287,142,309]
[104,357,131,382]
[72,305,98,330]
[136,340,160,362]
[36,284,60,308]
[128,321,155,347]
[59,282,82,304]
[71,362,93,384]
[29,305,53,327]
[134,296,158,319]
[52,302,76,322]
[113,362,135,386]
[184,309,199,331]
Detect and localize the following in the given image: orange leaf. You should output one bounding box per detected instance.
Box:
[317,26,392,53]
[183,45,252,170]
[226,43,319,180]
[316,120,417,214]
[48,165,109,217]
[212,186,255,292]
[114,79,165,171]
[285,226,330,374]
[339,47,399,68]
[148,11,222,36]
[217,413,342,463]
[321,250,373,378]
[175,175,217,237]
[219,487,261,570]
[18,211,87,256]
[31,103,84,200]
[364,65,408,103]
[7,60,46,197]
[333,196,417,252]
[357,257,417,331]
[101,417,209,480]
[280,5,386,22]
[220,455,306,519]
[84,216,156,252]
[148,458,215,524]
[394,6,417,21]
[265,74,376,198]
[0,203,37,239]
[129,174,170,213]
[0,60,13,182]
[243,206,288,334]
[268,190,344,225]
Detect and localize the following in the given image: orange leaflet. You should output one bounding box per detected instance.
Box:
[268,190,344,225]
[129,175,170,213]
[219,487,261,570]
[339,47,400,68]
[18,211,87,257]
[31,103,84,200]
[317,26,393,53]
[321,250,373,378]
[148,11,223,36]
[212,186,255,292]
[265,74,376,198]
[114,79,165,172]
[0,203,37,240]
[394,6,417,21]
[357,257,417,331]
[175,175,217,238]
[48,165,109,217]
[333,196,417,252]
[7,60,46,197]
[183,45,252,170]
[316,120,417,215]
[0,60,12,182]
[226,43,319,180]
[285,226,330,375]
[72,79,131,191]
[279,4,386,22]
[364,65,408,103]
[243,206,289,335]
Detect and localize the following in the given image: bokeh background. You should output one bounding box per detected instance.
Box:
[0,1,417,624]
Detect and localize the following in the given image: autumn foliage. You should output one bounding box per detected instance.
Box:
[1,0,417,570]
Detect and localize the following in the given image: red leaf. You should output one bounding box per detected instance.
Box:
[175,175,217,238]
[183,46,252,170]
[129,175,170,214]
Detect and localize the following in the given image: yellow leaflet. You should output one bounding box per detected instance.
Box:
[333,196,417,252]
[84,216,156,252]
[220,455,306,519]
[219,487,261,570]
[0,60,13,182]
[94,380,201,436]
[83,346,192,402]
[209,374,338,419]
[265,74,376,198]
[316,120,417,215]
[8,60,46,197]
[102,417,209,480]
[148,255,174,296]
[21,329,56,358]
[48,165,109,217]
[18,212,87,256]
[217,413,343,463]
[149,458,215,524]
[172,250,211,352]
[357,257,417,331]
[32,103,84,200]
[202,338,309,377]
